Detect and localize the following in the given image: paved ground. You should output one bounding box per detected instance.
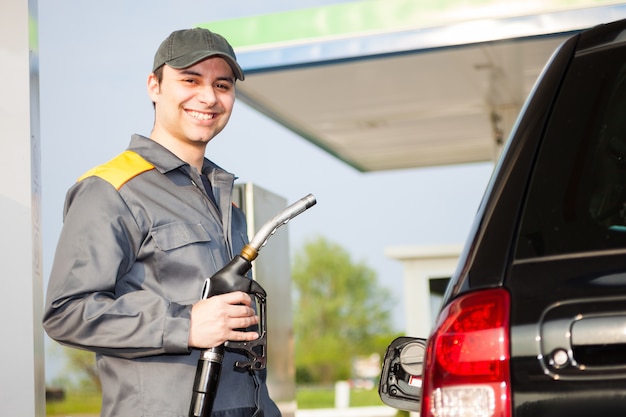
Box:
[49,407,399,417]
[295,406,397,417]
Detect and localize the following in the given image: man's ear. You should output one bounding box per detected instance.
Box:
[147,73,160,103]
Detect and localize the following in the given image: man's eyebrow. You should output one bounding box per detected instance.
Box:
[216,75,236,84]
[179,69,202,77]
[178,69,235,83]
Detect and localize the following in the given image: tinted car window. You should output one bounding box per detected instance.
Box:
[516,43,626,259]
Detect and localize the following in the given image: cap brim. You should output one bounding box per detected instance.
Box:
[165,51,245,81]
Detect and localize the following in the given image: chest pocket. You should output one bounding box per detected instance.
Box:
[148,222,219,302]
[150,222,211,251]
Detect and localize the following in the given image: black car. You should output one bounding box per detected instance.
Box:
[379,18,626,417]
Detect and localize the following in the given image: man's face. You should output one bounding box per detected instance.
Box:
[148,57,236,148]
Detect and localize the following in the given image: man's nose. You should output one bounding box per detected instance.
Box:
[197,86,217,105]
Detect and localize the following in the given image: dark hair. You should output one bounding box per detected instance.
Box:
[154,66,164,83]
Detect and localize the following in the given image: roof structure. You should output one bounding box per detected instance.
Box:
[200,0,626,172]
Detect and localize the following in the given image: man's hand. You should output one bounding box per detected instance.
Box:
[188,291,259,348]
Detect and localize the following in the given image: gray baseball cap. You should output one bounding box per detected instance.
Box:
[152,28,244,81]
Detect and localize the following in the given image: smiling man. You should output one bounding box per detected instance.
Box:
[43,28,281,417]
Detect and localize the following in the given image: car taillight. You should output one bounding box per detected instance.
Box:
[421,288,511,417]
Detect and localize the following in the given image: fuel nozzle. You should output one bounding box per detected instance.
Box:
[189,194,316,417]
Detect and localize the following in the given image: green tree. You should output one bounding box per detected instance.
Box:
[64,346,101,392]
[292,236,396,384]
[48,342,101,392]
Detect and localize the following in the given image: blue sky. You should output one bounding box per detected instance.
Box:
[38,0,494,379]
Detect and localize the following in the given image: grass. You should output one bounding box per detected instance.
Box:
[46,391,102,416]
[46,385,385,415]
[296,385,384,409]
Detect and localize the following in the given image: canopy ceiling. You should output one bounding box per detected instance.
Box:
[201,0,626,172]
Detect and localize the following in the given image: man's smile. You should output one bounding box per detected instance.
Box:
[186,110,215,121]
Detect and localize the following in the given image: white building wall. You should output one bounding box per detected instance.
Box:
[386,244,463,338]
[0,0,45,415]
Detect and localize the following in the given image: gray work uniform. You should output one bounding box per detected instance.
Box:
[43,134,280,417]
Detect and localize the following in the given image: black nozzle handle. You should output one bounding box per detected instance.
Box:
[201,255,265,300]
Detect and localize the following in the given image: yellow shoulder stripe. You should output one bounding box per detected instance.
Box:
[78,150,155,190]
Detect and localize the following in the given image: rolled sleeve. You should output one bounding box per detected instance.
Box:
[164,302,193,353]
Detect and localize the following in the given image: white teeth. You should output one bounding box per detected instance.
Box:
[188,110,214,121]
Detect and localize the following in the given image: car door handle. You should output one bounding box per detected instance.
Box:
[571,315,626,346]
[538,297,626,379]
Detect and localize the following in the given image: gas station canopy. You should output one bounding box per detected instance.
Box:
[201,0,626,172]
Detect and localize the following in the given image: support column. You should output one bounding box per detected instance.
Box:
[0,0,45,415]
[235,183,297,417]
